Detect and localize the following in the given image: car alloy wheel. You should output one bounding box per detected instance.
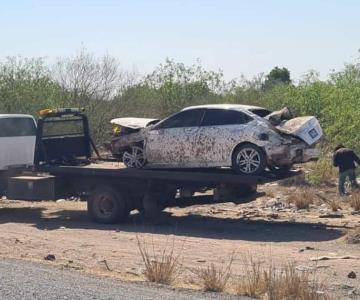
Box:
[122,146,145,168]
[236,147,262,174]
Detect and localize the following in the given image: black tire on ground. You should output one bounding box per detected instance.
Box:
[87,186,129,224]
[232,143,266,175]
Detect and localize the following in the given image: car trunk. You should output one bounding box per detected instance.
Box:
[275,116,323,145]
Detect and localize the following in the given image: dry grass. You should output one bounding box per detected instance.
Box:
[306,152,337,186]
[137,236,183,285]
[346,227,360,244]
[236,256,332,300]
[315,193,341,212]
[289,189,314,210]
[193,257,233,292]
[329,199,341,212]
[350,193,360,211]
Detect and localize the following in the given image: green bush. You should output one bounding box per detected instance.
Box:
[0,50,360,153]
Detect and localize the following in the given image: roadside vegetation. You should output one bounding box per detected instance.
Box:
[137,235,183,285]
[192,258,233,292]
[350,193,360,211]
[136,239,333,299]
[235,257,331,300]
[1,48,360,154]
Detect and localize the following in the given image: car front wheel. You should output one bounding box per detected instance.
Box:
[232,144,266,175]
[122,146,146,168]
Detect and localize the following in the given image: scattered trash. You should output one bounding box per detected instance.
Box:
[266,212,279,219]
[319,213,344,218]
[299,246,315,252]
[99,259,111,271]
[44,254,56,261]
[311,255,359,261]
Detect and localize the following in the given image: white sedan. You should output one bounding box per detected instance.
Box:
[109,104,322,175]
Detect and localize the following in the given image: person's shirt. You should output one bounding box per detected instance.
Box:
[333,147,360,173]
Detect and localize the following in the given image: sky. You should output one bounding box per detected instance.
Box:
[0,0,359,81]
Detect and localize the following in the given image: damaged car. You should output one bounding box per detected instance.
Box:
[109,104,322,175]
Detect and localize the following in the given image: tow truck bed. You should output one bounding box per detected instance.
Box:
[26,108,303,224]
[38,162,300,185]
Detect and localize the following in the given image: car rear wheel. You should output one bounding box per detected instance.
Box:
[232,144,266,175]
[122,146,145,168]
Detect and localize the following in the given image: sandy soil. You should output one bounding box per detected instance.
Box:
[0,183,359,299]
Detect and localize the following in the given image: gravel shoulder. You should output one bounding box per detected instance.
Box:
[0,257,247,300]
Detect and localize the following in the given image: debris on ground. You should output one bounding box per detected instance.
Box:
[299,246,315,252]
[311,256,359,261]
[44,254,56,261]
[319,213,344,218]
[346,228,360,244]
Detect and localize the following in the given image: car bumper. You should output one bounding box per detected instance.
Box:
[268,144,320,166]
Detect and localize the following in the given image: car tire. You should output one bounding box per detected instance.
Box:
[122,146,146,168]
[87,186,129,224]
[232,143,266,175]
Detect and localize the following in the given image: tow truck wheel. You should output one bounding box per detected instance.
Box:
[87,186,129,224]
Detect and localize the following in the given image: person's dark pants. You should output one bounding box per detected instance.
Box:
[338,168,359,195]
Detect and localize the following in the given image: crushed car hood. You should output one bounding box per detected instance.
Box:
[110,117,159,129]
[276,116,323,145]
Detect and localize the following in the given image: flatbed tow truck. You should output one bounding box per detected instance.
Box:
[8,108,301,224]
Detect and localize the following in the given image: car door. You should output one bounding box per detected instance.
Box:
[145,109,205,167]
[195,109,253,166]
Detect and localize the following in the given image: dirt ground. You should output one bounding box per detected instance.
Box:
[0,181,359,299]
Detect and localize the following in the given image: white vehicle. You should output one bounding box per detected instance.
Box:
[0,114,37,170]
[110,104,323,175]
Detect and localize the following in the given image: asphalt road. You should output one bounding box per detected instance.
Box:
[0,258,250,300]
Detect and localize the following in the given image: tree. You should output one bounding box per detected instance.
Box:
[263,66,291,90]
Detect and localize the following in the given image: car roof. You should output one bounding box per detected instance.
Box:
[181,104,266,112]
[0,114,35,119]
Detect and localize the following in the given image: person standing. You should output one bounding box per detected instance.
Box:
[333,144,360,196]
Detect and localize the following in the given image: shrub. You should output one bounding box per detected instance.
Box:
[289,189,314,209]
[350,193,360,211]
[236,256,333,300]
[137,236,183,285]
[306,151,337,185]
[193,258,233,292]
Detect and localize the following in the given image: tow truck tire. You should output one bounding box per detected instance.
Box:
[87,186,129,224]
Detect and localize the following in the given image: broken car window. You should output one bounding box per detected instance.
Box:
[249,109,272,118]
[155,109,204,129]
[201,109,253,126]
